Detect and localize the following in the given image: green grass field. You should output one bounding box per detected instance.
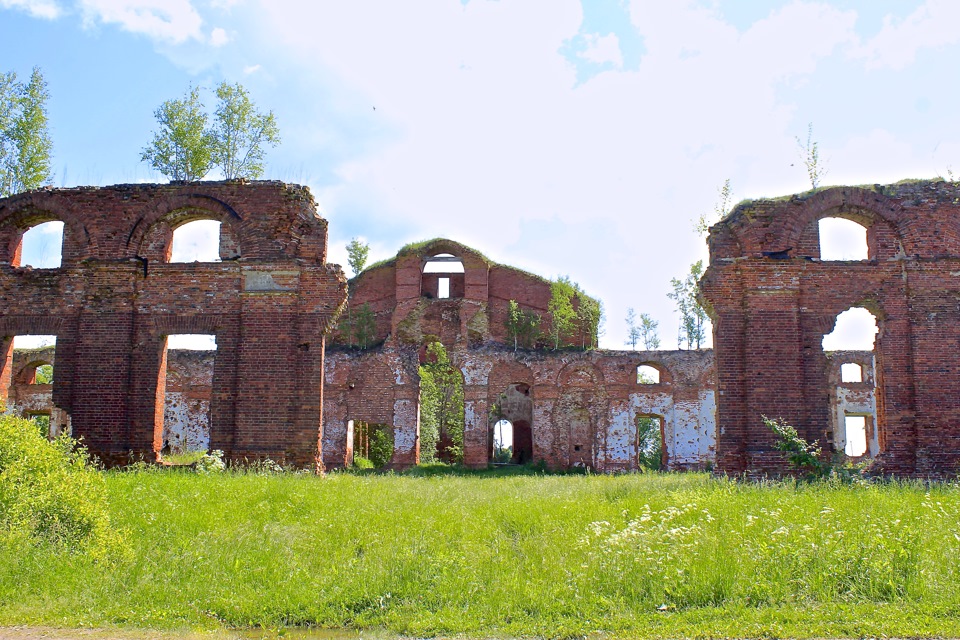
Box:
[3,467,960,638]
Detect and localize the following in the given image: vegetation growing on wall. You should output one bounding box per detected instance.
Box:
[504,300,541,351]
[337,300,377,349]
[547,277,602,350]
[418,341,464,463]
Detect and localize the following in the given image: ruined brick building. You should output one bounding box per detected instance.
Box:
[702,181,960,476]
[3,180,958,476]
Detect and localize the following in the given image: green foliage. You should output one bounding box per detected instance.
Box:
[34,363,52,384]
[142,82,279,182]
[338,301,378,348]
[418,342,464,464]
[0,67,53,197]
[627,309,661,350]
[210,81,280,180]
[369,429,394,469]
[636,416,663,470]
[764,415,826,478]
[668,260,708,349]
[575,293,603,350]
[353,421,393,469]
[195,449,226,474]
[141,85,214,181]
[547,277,576,350]
[346,237,370,277]
[797,122,827,189]
[504,299,541,350]
[0,414,123,559]
[695,178,733,236]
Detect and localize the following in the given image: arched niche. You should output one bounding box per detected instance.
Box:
[138,207,241,263]
[421,253,465,299]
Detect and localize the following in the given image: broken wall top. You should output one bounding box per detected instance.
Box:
[0,181,330,265]
[708,180,960,262]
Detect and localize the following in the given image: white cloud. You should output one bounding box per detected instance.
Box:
[579,33,623,66]
[242,63,261,75]
[79,0,204,44]
[0,0,62,19]
[209,25,228,46]
[851,0,960,70]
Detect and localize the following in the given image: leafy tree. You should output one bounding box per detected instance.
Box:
[346,237,370,277]
[141,85,214,181]
[353,302,377,348]
[667,260,708,349]
[210,81,280,180]
[418,342,464,463]
[575,290,603,350]
[35,364,52,384]
[639,312,660,350]
[547,277,577,350]
[505,299,541,351]
[0,67,53,197]
[796,122,827,189]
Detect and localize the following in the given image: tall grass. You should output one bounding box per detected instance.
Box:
[2,469,959,638]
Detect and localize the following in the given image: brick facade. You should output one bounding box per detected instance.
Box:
[701,181,960,476]
[0,182,347,467]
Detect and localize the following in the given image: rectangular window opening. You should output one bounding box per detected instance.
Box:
[159,334,216,462]
[438,277,450,299]
[843,415,868,457]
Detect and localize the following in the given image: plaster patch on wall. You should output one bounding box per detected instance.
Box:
[162,391,210,453]
[393,398,418,453]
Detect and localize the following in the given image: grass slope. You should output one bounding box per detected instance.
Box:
[2,470,960,638]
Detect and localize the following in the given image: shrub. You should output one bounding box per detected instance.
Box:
[195,449,226,474]
[368,428,394,469]
[0,414,124,559]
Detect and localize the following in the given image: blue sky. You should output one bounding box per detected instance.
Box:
[2,0,959,350]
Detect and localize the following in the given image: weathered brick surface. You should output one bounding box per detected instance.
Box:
[0,182,347,467]
[702,181,960,476]
[324,239,719,471]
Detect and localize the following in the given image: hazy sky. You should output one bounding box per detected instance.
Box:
[2,0,958,349]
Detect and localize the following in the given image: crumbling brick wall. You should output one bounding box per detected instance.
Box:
[701,181,960,476]
[0,182,346,467]
[323,238,718,472]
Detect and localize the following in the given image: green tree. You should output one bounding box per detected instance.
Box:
[639,312,660,350]
[141,85,214,181]
[0,67,53,197]
[547,277,577,350]
[418,342,464,463]
[346,237,370,277]
[505,299,541,350]
[574,289,602,350]
[210,81,280,180]
[668,260,708,349]
[353,302,376,348]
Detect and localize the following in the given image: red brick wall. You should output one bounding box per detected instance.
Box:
[702,181,960,477]
[0,182,346,468]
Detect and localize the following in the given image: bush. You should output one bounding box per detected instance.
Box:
[368,428,394,469]
[0,414,124,559]
[195,449,226,474]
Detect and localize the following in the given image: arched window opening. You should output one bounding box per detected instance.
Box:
[843,415,868,457]
[158,334,216,463]
[822,307,878,351]
[841,362,863,383]
[492,419,513,463]
[18,221,63,268]
[170,220,222,263]
[819,217,869,261]
[637,364,661,384]
[422,253,465,299]
[637,414,665,470]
